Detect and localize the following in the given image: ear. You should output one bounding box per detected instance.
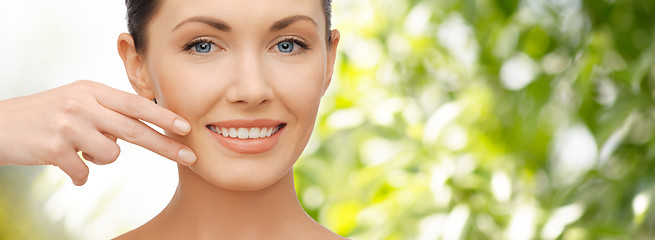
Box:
[323,29,340,96]
[117,33,155,99]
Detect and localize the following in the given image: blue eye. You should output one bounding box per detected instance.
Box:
[277,41,295,53]
[194,42,212,53]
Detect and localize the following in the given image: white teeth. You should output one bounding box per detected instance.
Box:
[237,128,249,139]
[249,128,260,139]
[260,128,267,138]
[211,125,283,139]
[208,125,221,134]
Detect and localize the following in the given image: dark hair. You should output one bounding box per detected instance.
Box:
[125,0,333,53]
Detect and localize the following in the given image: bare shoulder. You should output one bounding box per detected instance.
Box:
[314,229,348,240]
[303,221,349,240]
[331,232,350,240]
[112,229,138,240]
[112,217,167,240]
[112,225,150,240]
[303,231,348,240]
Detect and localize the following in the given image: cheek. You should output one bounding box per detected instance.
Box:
[269,58,327,119]
[148,58,228,121]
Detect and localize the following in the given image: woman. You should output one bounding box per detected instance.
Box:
[0,0,343,238]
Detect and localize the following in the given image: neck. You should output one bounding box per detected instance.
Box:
[152,166,313,239]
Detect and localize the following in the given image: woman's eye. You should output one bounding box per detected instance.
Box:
[183,38,217,54]
[277,40,295,53]
[194,42,212,53]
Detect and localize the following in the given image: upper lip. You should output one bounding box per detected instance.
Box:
[206,119,286,128]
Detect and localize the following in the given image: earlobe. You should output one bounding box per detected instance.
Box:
[117,33,154,99]
[323,29,341,96]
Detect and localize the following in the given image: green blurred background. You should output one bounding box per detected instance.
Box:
[2,0,655,239]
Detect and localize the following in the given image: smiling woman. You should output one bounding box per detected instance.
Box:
[0,0,342,238]
[115,0,342,238]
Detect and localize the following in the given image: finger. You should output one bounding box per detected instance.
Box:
[81,152,95,162]
[102,133,118,142]
[96,108,197,165]
[74,132,121,165]
[56,152,90,186]
[92,86,191,135]
[80,134,118,163]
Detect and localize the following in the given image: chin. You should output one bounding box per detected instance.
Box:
[184,140,300,192]
[189,162,292,192]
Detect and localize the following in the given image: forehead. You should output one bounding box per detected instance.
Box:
[152,0,325,31]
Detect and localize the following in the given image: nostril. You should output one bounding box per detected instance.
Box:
[234,99,269,105]
[225,87,273,105]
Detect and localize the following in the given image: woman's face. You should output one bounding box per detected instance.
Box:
[136,0,338,190]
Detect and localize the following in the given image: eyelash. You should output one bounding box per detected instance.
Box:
[182,37,215,52]
[274,37,311,55]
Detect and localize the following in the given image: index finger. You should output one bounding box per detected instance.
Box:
[91,83,191,135]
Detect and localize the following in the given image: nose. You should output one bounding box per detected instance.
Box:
[225,53,274,106]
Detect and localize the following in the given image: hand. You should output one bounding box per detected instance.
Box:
[0,80,197,186]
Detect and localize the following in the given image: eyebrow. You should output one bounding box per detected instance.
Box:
[270,15,317,31]
[172,16,231,32]
[172,15,317,33]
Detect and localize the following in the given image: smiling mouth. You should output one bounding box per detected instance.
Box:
[206,124,286,139]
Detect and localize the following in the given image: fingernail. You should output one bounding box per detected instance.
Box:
[174,119,191,134]
[75,176,88,186]
[178,148,197,165]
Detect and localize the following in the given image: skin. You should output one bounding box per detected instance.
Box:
[116,0,342,238]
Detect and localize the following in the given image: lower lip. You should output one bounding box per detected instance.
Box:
[208,127,284,154]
